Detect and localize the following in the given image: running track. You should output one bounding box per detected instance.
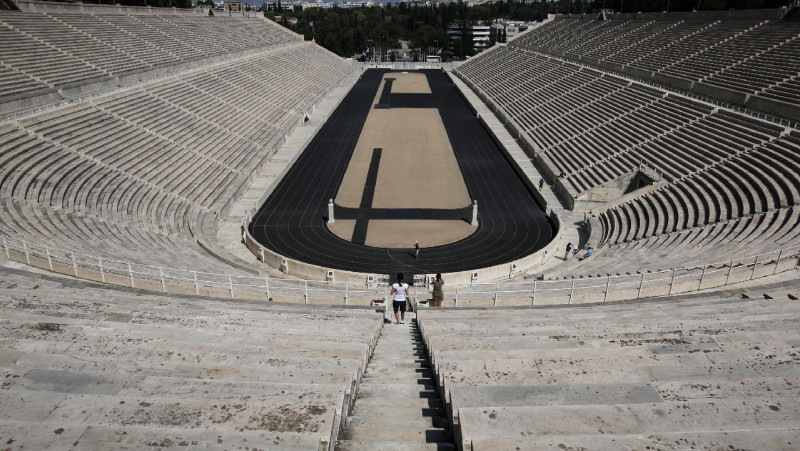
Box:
[249,69,554,280]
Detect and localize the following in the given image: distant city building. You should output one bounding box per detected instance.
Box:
[471,25,490,51]
[283,0,373,9]
[338,1,374,8]
[224,0,244,11]
[447,23,491,54]
[490,20,537,43]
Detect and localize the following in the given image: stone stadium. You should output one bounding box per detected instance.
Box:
[0,0,799,449]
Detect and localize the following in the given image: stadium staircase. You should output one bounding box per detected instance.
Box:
[337,315,454,450]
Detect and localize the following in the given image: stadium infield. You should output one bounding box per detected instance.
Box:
[330,71,473,248]
[249,69,554,280]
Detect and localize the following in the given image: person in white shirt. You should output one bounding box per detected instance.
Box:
[390,273,409,325]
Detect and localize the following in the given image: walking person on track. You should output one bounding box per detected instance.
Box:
[390,273,409,324]
[431,273,444,307]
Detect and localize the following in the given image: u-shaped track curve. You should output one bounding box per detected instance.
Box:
[249,69,554,280]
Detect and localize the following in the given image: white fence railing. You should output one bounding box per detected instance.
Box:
[1,235,798,307]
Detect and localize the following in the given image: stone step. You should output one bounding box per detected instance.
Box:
[345,414,446,429]
[340,426,450,443]
[368,360,430,368]
[336,440,456,451]
[361,376,433,384]
[348,396,441,412]
[341,317,453,449]
[370,352,426,360]
[364,367,432,377]
[350,405,444,420]
[357,384,437,399]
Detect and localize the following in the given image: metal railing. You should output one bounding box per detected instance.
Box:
[1,235,797,307]
[442,246,800,307]
[0,236,389,305]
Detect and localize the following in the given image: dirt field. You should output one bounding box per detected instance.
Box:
[329,72,474,248]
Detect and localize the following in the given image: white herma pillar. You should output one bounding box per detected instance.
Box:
[328,199,335,224]
[471,200,478,226]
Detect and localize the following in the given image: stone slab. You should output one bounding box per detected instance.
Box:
[19,369,129,396]
[647,363,762,382]
[653,376,800,401]
[0,390,69,422]
[44,394,341,437]
[457,405,643,440]
[118,376,347,405]
[650,430,800,451]
[3,350,358,387]
[627,398,800,434]
[74,423,322,450]
[469,435,665,451]
[0,421,86,450]
[450,383,663,410]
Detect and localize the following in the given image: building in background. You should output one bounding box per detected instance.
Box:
[490,20,536,44]
[282,0,373,8]
[224,0,245,11]
[447,22,491,55]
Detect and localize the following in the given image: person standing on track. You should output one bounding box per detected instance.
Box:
[565,242,573,260]
[432,273,444,308]
[414,241,419,259]
[390,273,409,324]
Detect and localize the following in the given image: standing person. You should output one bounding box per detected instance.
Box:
[431,273,444,307]
[565,242,573,260]
[539,178,545,190]
[390,273,409,324]
[572,246,579,258]
[414,241,419,259]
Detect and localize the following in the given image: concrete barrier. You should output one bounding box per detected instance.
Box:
[692,82,750,105]
[745,94,800,123]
